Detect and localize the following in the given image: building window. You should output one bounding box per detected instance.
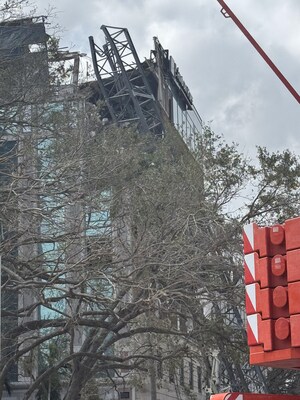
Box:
[120,392,130,399]
[169,363,175,383]
[157,360,163,380]
[86,209,110,236]
[197,365,202,393]
[189,360,194,390]
[179,359,184,386]
[85,190,111,237]
[0,140,17,182]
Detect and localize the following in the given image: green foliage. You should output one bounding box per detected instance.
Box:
[244,147,300,224]
[200,126,250,211]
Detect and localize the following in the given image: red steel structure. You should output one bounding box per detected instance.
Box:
[217,0,300,104]
[243,217,300,369]
[211,218,300,400]
[211,394,300,400]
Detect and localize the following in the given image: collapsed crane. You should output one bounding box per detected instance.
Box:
[88,25,202,153]
[89,25,164,136]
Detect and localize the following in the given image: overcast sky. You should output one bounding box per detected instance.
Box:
[34,0,300,158]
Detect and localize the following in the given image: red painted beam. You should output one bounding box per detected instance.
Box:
[217,0,300,104]
[211,393,300,400]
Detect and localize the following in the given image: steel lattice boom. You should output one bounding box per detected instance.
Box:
[89,25,164,135]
